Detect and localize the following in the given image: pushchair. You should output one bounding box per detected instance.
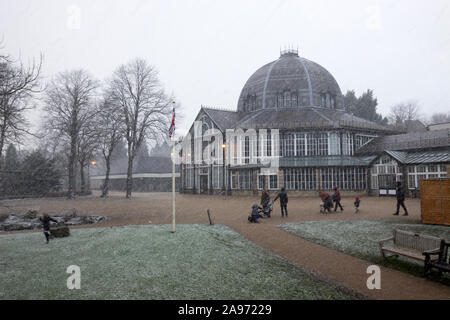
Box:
[259,200,273,218]
[323,196,333,213]
[319,191,333,214]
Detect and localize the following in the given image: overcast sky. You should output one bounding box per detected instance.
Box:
[1,0,449,143]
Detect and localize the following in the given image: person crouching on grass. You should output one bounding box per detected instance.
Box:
[248,204,263,223]
[354,196,360,213]
[40,213,57,244]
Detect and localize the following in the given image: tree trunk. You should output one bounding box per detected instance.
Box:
[126,144,133,198]
[67,134,77,199]
[80,163,86,194]
[102,156,111,197]
[0,125,6,169]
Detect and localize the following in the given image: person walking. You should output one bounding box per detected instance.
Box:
[333,186,343,212]
[39,213,57,244]
[393,181,408,216]
[274,187,288,217]
[354,196,360,214]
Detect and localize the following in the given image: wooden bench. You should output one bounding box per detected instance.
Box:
[424,240,450,277]
[378,229,443,263]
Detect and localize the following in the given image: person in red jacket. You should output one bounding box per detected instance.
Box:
[333,186,343,212]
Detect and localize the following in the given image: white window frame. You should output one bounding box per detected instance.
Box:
[268,174,279,190]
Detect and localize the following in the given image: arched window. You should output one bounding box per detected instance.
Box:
[292,93,298,107]
[251,95,257,110]
[321,94,326,108]
[277,93,283,108]
[284,91,290,108]
[244,94,257,111]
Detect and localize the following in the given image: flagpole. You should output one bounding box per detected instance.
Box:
[171,136,176,233]
[170,102,176,234]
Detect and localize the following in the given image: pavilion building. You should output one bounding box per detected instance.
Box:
[180,49,449,196]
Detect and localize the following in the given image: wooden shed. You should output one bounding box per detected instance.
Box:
[421,178,450,226]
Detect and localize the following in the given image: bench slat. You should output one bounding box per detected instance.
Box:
[394,230,442,253]
[382,246,427,261]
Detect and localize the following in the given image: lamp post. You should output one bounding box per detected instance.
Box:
[221,142,226,194]
[88,160,96,192]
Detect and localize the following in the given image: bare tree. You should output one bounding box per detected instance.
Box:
[77,120,99,193]
[388,101,423,128]
[95,96,124,197]
[0,55,42,167]
[428,112,450,125]
[109,58,174,198]
[43,70,98,199]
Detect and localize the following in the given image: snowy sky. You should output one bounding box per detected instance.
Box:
[1,0,449,143]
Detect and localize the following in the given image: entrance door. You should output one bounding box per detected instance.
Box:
[378,174,397,196]
[200,175,208,194]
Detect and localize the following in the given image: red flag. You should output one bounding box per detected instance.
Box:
[168,107,175,137]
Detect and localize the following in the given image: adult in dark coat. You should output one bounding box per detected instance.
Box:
[393,181,408,216]
[333,186,343,212]
[274,187,288,217]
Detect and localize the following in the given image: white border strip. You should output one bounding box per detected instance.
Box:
[90,173,180,180]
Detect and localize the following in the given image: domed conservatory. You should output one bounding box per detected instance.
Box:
[180,50,401,196]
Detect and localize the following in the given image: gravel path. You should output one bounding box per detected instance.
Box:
[2,191,450,300]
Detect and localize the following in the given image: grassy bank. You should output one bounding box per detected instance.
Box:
[280,220,450,284]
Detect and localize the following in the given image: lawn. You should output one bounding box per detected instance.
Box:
[279,220,450,283]
[0,224,357,300]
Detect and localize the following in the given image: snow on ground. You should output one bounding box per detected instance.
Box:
[0,224,357,300]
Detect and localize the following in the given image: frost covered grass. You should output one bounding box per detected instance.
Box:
[280,220,450,284]
[0,224,357,300]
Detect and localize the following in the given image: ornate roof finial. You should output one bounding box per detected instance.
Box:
[280,43,299,58]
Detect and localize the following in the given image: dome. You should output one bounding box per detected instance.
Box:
[237,50,343,113]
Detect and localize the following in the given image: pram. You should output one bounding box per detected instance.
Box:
[259,200,273,218]
[319,191,333,214]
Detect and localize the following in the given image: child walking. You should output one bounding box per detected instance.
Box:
[354,196,360,213]
[39,213,57,244]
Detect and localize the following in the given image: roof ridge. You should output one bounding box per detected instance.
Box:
[297,57,313,106]
[201,105,236,112]
[262,60,281,109]
[234,109,266,127]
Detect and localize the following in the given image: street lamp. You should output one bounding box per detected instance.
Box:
[221,142,226,193]
[88,160,96,192]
